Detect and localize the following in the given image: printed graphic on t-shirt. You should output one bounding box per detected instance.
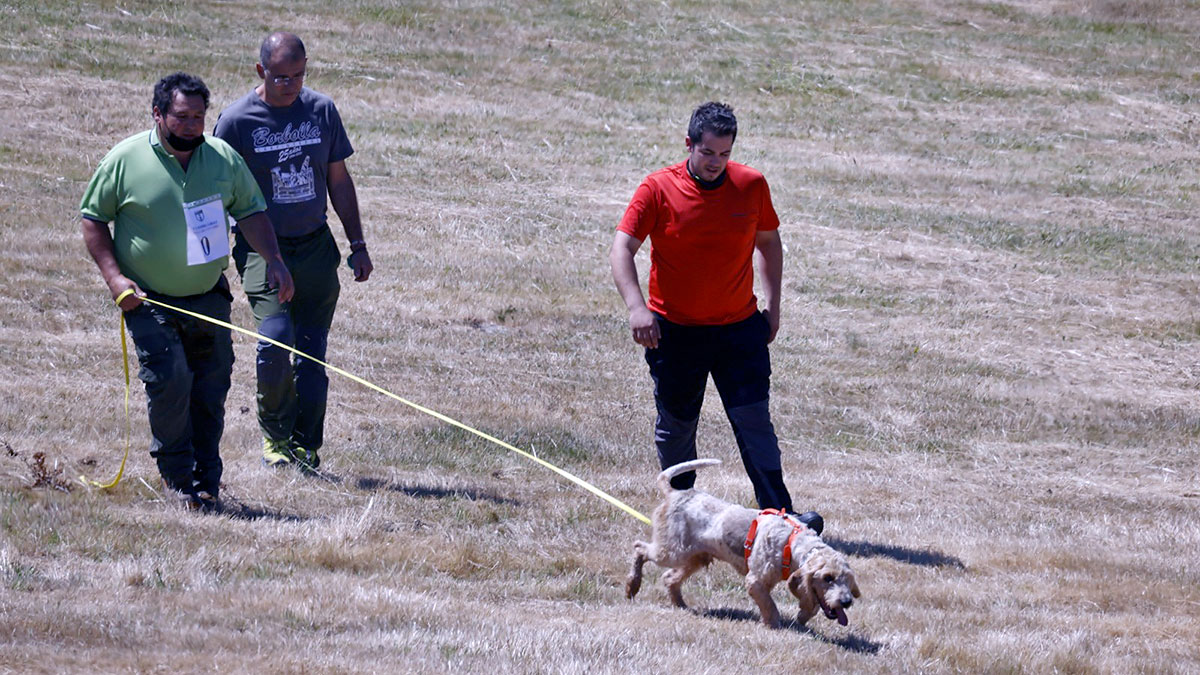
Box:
[270,156,315,204]
[278,145,303,164]
[251,122,322,204]
[251,122,322,153]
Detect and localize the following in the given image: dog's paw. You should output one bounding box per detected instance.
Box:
[625,576,642,599]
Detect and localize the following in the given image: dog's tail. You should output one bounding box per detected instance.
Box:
[657,458,722,495]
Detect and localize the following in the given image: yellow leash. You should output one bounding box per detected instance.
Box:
[82,289,651,525]
[79,313,134,489]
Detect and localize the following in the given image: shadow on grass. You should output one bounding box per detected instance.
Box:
[792,623,884,654]
[216,496,308,522]
[825,536,966,569]
[699,607,883,653]
[355,476,521,506]
[201,467,340,521]
[301,468,343,484]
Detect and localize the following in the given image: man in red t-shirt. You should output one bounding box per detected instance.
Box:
[610,102,820,531]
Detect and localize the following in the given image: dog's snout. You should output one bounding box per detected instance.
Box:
[840,595,854,608]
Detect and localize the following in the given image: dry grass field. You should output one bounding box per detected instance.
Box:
[3,0,1200,672]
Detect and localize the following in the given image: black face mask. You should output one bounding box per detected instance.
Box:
[687,160,727,190]
[164,130,205,152]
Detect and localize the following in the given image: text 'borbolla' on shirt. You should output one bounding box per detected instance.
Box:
[213,88,353,238]
[617,160,780,326]
[79,128,267,297]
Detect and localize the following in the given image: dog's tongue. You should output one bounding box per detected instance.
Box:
[834,607,848,626]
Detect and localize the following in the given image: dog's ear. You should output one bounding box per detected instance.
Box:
[849,572,861,599]
[789,570,817,623]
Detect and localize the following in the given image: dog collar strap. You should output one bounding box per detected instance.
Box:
[743,508,805,581]
[743,515,763,565]
[781,525,804,582]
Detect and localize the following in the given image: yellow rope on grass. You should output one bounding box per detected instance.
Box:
[79,312,132,489]
[81,289,651,525]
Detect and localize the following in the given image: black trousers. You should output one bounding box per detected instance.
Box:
[644,311,792,510]
[126,281,234,496]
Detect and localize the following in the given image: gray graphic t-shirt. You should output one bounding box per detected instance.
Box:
[214,88,353,238]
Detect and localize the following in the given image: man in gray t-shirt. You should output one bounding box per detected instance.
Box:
[214,31,374,472]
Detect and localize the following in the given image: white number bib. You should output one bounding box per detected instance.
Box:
[182,193,231,265]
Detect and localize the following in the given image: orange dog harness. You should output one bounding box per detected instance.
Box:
[743,508,810,581]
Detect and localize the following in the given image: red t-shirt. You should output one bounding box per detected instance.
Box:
[617,160,779,326]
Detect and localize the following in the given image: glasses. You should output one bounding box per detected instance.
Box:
[267,70,306,86]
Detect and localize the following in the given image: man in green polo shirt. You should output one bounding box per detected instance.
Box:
[81,72,295,511]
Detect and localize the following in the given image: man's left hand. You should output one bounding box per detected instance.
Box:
[349,249,373,282]
[266,258,295,302]
[762,308,780,344]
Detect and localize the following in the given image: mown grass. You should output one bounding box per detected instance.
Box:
[3,0,1200,672]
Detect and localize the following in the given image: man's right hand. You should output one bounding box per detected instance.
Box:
[109,277,144,311]
[629,305,661,348]
[610,231,660,348]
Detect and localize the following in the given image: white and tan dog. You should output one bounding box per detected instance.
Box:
[626,459,860,628]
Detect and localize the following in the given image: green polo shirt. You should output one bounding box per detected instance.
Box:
[80,128,267,297]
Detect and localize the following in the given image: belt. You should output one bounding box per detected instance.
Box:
[276,226,329,245]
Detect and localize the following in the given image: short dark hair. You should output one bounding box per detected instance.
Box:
[152,72,209,115]
[687,101,737,144]
[260,32,307,67]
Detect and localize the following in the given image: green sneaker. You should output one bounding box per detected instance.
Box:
[291,445,320,473]
[262,437,294,467]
